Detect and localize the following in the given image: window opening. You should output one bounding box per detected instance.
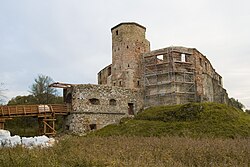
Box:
[119,81,122,86]
[200,58,202,66]
[109,99,117,106]
[89,98,100,105]
[157,55,163,60]
[108,67,111,76]
[116,30,118,35]
[137,81,140,86]
[181,53,186,62]
[89,124,97,130]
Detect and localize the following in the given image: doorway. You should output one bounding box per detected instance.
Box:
[128,103,134,115]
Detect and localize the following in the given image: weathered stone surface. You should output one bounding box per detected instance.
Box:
[64,84,143,135]
[143,47,228,106]
[98,22,150,89]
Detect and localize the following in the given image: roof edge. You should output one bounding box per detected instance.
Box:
[111,22,146,31]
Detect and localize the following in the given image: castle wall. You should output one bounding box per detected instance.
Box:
[64,84,143,134]
[143,47,228,107]
[97,64,112,85]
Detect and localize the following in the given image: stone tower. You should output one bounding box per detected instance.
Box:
[110,22,150,89]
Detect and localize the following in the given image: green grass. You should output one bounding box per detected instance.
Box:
[91,102,250,138]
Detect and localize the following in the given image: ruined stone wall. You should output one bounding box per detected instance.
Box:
[65,84,143,135]
[143,46,228,106]
[97,64,112,85]
[192,49,227,102]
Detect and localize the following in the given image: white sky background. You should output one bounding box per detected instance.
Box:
[0,0,250,108]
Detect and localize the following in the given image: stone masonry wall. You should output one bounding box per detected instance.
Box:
[143,46,228,106]
[98,64,112,85]
[103,23,150,89]
[65,84,143,135]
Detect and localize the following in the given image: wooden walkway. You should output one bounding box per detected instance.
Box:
[0,104,70,136]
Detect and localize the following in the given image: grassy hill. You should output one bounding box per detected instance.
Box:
[91,102,250,138]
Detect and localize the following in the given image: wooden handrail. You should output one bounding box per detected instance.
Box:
[0,104,69,118]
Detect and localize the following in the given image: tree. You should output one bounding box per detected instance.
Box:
[29,74,59,104]
[6,75,63,136]
[228,98,245,111]
[7,95,63,105]
[246,109,250,115]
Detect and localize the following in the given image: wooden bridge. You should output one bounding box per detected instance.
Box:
[0,104,70,136]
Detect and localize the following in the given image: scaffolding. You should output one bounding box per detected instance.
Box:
[143,47,196,107]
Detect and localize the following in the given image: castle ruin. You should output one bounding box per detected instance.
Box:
[51,22,228,135]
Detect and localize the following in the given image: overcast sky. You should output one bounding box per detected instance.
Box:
[0,0,250,108]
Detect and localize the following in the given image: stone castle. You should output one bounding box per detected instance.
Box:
[51,22,228,134]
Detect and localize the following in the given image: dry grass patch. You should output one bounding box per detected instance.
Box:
[0,136,249,167]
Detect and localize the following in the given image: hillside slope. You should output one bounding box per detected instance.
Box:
[91,103,250,138]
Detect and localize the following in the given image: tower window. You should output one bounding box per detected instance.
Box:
[116,30,118,35]
[137,81,140,86]
[200,58,202,67]
[128,64,130,67]
[108,67,111,76]
[127,45,129,49]
[119,81,122,86]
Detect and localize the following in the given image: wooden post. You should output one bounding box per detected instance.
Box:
[0,119,5,129]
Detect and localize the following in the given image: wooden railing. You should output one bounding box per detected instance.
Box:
[0,104,69,118]
[0,104,71,136]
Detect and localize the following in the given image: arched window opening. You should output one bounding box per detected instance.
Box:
[109,99,117,106]
[89,98,100,105]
